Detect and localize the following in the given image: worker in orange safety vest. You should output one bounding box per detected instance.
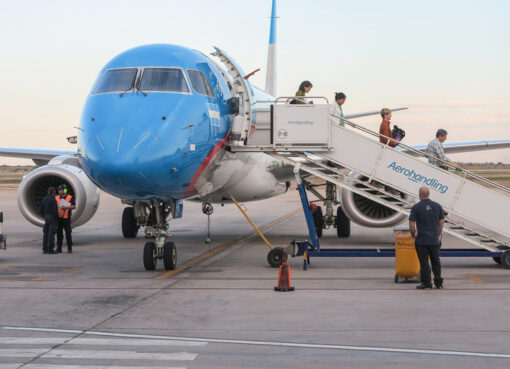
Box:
[55,184,76,253]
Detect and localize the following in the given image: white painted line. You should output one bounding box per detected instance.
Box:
[0,336,205,347]
[3,326,510,359]
[0,348,47,357]
[0,337,67,345]
[23,365,185,369]
[45,349,197,360]
[2,327,81,334]
[0,364,24,369]
[69,337,206,347]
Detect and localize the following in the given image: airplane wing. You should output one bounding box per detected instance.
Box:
[344,107,408,119]
[404,139,510,155]
[0,147,76,165]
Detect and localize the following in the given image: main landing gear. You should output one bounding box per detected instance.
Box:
[122,199,182,271]
[307,181,351,238]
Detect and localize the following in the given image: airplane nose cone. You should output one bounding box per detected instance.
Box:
[80,123,192,199]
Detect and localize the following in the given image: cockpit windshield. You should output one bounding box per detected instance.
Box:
[187,70,214,97]
[139,68,189,93]
[93,68,137,94]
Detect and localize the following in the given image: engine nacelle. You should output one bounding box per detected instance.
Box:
[17,156,100,228]
[339,173,407,228]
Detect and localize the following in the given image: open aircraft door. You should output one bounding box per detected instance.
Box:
[212,47,256,144]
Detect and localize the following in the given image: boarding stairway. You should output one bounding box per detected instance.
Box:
[228,98,510,255]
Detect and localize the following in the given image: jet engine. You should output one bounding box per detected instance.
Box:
[339,173,407,228]
[17,156,100,228]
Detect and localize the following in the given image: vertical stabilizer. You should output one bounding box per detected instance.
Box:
[265,0,277,97]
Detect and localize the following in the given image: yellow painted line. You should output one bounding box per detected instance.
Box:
[259,208,303,231]
[467,274,485,284]
[155,207,303,280]
[155,239,238,279]
[31,276,46,281]
[60,266,84,274]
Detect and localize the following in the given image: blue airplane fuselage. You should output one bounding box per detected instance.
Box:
[78,44,233,200]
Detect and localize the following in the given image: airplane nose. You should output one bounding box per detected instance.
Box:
[81,123,191,199]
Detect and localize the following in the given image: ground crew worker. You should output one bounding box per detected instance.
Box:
[426,129,462,170]
[39,186,58,254]
[56,184,75,253]
[409,186,445,289]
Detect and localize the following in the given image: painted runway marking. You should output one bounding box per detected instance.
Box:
[44,349,196,360]
[0,336,206,347]
[0,348,47,357]
[19,366,184,369]
[155,206,303,279]
[3,326,510,359]
[21,366,184,369]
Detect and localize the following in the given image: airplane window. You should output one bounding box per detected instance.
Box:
[93,68,137,94]
[187,70,215,97]
[139,68,189,92]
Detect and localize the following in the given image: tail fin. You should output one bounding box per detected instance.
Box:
[265,0,277,97]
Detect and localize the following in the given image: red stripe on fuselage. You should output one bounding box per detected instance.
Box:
[185,134,229,196]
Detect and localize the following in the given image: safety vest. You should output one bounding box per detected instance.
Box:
[56,194,73,219]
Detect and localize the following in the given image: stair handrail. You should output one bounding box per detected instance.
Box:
[330,113,510,195]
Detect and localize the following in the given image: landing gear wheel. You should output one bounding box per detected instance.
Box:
[267,247,285,268]
[122,207,139,238]
[143,241,157,270]
[336,206,351,238]
[394,274,399,283]
[500,250,510,269]
[493,256,502,264]
[312,207,324,238]
[163,242,177,270]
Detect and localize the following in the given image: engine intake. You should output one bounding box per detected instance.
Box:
[17,158,100,228]
[339,174,408,228]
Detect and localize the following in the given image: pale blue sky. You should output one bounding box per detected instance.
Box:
[1,0,509,164]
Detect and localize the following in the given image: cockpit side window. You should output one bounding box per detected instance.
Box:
[139,68,189,92]
[93,68,138,94]
[187,70,215,97]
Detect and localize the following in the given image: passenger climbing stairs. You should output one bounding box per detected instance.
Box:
[229,99,510,255]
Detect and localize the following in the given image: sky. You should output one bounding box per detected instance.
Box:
[1,0,509,164]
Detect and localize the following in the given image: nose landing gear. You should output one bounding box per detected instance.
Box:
[127,199,182,271]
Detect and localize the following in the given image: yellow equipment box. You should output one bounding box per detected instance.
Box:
[393,226,420,283]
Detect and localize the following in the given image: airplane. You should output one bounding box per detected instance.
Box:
[1,0,510,271]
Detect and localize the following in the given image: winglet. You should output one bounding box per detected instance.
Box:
[265,0,277,97]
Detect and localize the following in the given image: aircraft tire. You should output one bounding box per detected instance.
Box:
[312,207,323,238]
[122,207,138,238]
[267,247,284,268]
[163,241,177,270]
[336,206,351,238]
[143,241,157,270]
[500,250,510,269]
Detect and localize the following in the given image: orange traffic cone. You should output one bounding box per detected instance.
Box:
[274,249,295,292]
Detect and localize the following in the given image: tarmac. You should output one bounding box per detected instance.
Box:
[1,188,510,368]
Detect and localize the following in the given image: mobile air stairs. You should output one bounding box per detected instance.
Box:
[227,97,510,269]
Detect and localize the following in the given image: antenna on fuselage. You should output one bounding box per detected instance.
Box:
[265,0,277,96]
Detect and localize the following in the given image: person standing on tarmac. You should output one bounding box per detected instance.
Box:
[409,186,445,290]
[55,184,75,253]
[39,186,58,254]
